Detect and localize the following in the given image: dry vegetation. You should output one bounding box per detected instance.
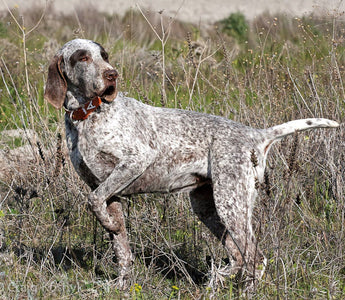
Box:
[0,3,345,299]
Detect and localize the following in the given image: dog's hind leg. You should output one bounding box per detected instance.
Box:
[189,184,245,274]
[210,147,267,289]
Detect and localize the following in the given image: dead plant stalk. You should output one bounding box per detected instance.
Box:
[136,5,175,105]
[2,0,46,96]
[188,48,219,105]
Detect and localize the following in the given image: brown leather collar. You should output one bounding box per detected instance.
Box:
[65,97,102,121]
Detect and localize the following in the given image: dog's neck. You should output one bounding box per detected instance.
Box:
[64,88,90,110]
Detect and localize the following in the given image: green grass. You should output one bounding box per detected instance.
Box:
[0,4,345,299]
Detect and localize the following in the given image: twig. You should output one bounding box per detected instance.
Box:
[287,67,314,116]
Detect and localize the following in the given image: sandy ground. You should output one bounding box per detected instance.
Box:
[1,0,345,23]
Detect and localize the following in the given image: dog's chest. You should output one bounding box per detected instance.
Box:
[65,118,101,188]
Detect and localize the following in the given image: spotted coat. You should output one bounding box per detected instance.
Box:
[44,38,339,290]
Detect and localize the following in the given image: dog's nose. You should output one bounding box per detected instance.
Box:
[104,69,118,81]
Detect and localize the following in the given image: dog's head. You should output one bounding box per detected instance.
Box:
[44,39,118,109]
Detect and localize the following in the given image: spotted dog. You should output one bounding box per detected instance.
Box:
[44,39,339,289]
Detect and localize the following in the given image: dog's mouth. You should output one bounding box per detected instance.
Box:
[100,84,117,102]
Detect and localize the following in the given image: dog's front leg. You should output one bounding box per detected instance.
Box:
[106,197,134,289]
[88,161,151,289]
[88,161,150,232]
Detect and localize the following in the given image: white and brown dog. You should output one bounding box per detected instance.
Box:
[45,39,339,289]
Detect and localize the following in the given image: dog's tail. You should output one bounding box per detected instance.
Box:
[262,118,339,153]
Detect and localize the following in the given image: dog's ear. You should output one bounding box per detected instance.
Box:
[44,55,67,109]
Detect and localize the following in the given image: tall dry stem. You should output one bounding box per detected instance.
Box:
[136,5,182,105]
[2,0,48,144]
[2,0,47,97]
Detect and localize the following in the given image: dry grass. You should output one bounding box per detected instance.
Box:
[0,4,345,299]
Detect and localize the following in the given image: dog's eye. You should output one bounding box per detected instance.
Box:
[79,56,89,62]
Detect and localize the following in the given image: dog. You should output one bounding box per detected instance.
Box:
[44,38,339,289]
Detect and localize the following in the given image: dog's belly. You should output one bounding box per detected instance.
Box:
[121,159,210,195]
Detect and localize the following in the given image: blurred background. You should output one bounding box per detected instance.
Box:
[1,0,345,22]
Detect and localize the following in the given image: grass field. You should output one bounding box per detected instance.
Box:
[0,4,345,299]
